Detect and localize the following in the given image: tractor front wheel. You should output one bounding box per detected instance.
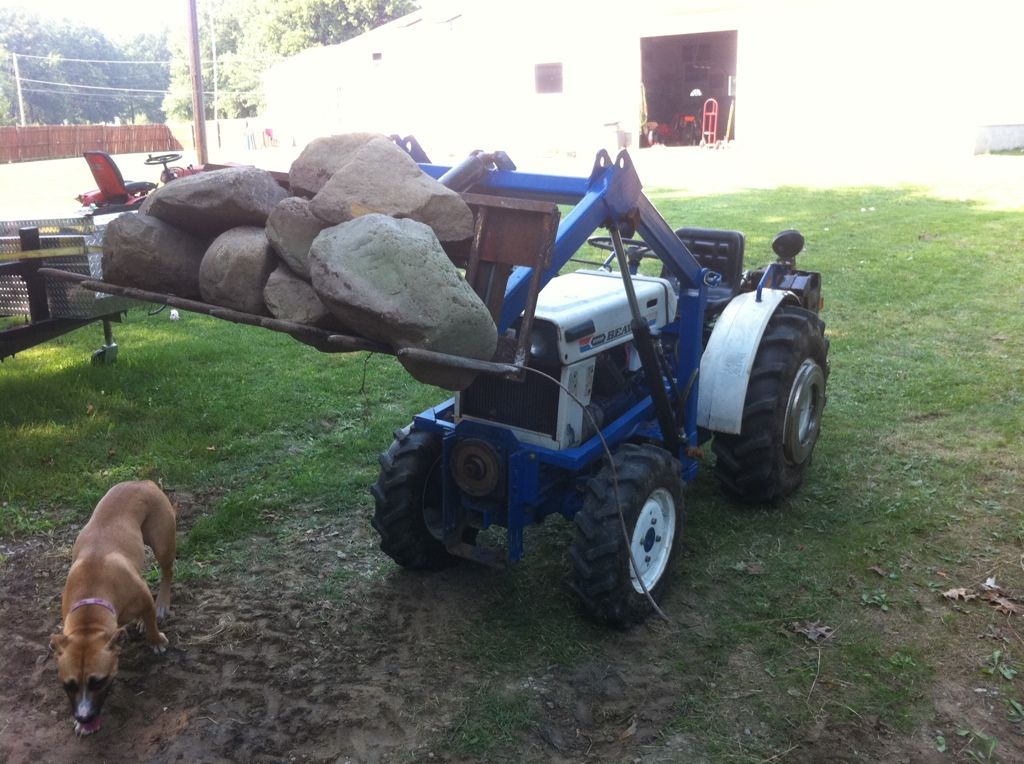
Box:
[370,427,462,570]
[713,305,828,504]
[570,444,685,628]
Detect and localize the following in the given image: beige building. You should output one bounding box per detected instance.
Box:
[264,0,1024,163]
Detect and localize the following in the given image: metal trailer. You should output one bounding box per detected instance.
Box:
[1,218,132,363]
[41,145,828,627]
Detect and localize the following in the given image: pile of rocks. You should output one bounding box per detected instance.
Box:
[101,133,497,390]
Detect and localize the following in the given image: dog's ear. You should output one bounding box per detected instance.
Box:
[106,627,129,652]
[49,633,69,656]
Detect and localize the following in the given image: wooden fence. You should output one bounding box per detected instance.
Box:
[0,124,183,163]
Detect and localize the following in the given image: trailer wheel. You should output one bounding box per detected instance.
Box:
[570,444,684,628]
[370,427,463,570]
[713,305,828,504]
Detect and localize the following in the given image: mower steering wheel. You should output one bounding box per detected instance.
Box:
[587,236,653,259]
[145,153,183,165]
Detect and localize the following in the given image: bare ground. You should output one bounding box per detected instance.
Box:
[0,492,710,763]
[3,487,1023,762]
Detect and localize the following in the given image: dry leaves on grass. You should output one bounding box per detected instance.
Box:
[942,587,977,602]
[790,621,835,643]
[941,580,1024,615]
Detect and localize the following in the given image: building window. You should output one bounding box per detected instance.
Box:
[535,63,563,94]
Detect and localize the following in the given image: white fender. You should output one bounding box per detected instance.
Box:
[697,289,789,434]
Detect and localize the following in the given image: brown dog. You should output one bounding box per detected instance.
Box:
[50,480,177,736]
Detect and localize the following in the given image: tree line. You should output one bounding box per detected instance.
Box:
[0,0,414,126]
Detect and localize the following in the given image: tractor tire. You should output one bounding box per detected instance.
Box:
[713,305,828,504]
[370,427,461,570]
[570,443,685,628]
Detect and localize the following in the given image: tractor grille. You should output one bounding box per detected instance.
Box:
[460,367,559,438]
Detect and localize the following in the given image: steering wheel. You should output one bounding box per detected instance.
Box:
[145,153,183,165]
[586,236,653,259]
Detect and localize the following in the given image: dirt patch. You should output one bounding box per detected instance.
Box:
[4,497,1024,763]
[0,500,485,763]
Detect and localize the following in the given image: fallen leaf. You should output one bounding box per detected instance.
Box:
[981,592,1024,616]
[869,565,890,577]
[943,588,977,602]
[618,717,637,740]
[206,446,217,451]
[732,561,765,575]
[792,621,834,642]
[86,403,95,416]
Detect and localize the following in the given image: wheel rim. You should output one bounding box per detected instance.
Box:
[783,359,825,465]
[629,487,676,593]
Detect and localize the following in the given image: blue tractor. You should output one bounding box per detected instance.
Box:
[370,146,828,627]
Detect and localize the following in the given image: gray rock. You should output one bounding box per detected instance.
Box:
[288,133,382,198]
[309,137,475,243]
[265,197,328,280]
[199,226,277,315]
[263,263,335,327]
[309,214,496,390]
[101,212,208,298]
[140,166,288,238]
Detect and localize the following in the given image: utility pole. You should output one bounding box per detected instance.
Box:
[208,3,220,148]
[12,53,27,126]
[186,0,209,164]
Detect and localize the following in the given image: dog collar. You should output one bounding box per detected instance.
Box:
[69,598,117,617]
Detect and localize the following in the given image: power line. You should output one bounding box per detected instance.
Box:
[20,87,165,100]
[13,52,283,65]
[20,83,258,98]
[13,53,171,65]
[20,77,168,94]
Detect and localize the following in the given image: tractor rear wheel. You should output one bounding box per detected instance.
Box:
[370,427,462,570]
[570,443,685,628]
[713,305,828,504]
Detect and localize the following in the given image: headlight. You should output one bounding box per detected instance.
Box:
[527,321,560,367]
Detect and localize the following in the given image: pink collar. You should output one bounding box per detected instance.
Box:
[69,598,117,618]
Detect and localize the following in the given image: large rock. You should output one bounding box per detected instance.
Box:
[265,197,328,280]
[101,213,208,298]
[263,263,335,327]
[199,226,276,315]
[140,166,288,238]
[309,137,475,243]
[309,214,496,390]
[288,133,381,198]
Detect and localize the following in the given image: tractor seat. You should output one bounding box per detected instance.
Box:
[673,227,745,314]
[83,150,154,203]
[125,180,158,194]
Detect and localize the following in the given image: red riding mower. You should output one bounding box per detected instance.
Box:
[76,151,203,215]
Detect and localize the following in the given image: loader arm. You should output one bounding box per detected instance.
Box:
[420,150,707,332]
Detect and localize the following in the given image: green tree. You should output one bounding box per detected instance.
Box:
[117,31,173,124]
[0,8,170,125]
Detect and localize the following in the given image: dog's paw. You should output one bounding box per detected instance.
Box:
[156,606,171,623]
[150,632,169,654]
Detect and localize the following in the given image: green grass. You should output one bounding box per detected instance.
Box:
[447,684,538,756]
[2,183,1022,759]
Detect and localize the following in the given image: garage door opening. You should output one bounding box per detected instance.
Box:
[640,30,737,148]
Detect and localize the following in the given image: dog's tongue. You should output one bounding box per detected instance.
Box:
[78,716,102,735]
